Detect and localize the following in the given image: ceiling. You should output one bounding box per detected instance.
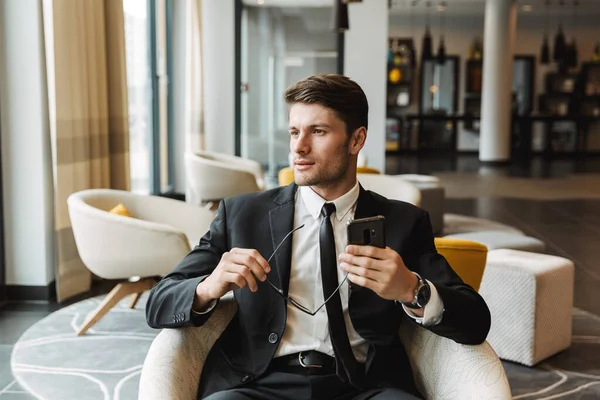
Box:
[242,0,600,16]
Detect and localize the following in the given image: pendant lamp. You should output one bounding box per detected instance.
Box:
[566,0,579,69]
[409,0,418,68]
[436,2,447,65]
[566,39,578,69]
[421,1,433,60]
[540,0,551,65]
[553,0,566,63]
[437,38,447,65]
[331,0,349,33]
[554,26,566,63]
[541,36,551,64]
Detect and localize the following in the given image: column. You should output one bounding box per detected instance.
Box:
[0,0,55,292]
[479,0,517,162]
[344,0,389,173]
[202,0,235,155]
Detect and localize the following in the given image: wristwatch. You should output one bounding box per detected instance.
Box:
[402,272,431,309]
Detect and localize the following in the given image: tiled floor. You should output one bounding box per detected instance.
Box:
[0,313,48,398]
[1,154,600,398]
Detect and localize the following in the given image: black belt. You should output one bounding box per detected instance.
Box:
[270,351,336,375]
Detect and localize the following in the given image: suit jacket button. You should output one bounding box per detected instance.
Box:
[241,374,252,383]
[268,333,278,344]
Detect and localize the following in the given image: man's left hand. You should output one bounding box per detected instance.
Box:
[339,245,418,304]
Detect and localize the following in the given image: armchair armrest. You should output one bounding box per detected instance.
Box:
[399,321,512,399]
[139,296,238,400]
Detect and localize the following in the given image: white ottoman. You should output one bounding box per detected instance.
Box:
[443,213,524,236]
[395,174,440,184]
[397,175,445,235]
[479,249,574,366]
[445,230,546,253]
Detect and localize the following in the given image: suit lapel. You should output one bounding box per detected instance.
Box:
[268,183,297,296]
[354,184,378,220]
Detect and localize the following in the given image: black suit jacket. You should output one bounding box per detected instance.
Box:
[146,184,491,398]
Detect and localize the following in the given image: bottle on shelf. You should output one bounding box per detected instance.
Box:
[593,42,600,63]
[388,38,402,84]
[469,38,483,61]
[393,39,405,66]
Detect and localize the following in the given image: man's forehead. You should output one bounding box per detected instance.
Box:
[288,104,338,124]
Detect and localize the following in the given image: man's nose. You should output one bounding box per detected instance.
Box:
[293,132,309,153]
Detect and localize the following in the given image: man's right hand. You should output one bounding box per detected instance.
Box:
[193,248,271,311]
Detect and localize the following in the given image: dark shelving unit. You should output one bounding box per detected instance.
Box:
[385,37,417,152]
[532,62,600,156]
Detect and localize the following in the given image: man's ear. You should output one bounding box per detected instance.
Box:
[349,127,367,155]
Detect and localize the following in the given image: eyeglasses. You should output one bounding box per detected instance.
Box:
[264,224,349,316]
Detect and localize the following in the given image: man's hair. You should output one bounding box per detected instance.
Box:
[283,74,369,135]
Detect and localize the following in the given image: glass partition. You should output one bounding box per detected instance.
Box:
[420,58,458,114]
[0,107,4,306]
[417,57,459,150]
[240,5,338,186]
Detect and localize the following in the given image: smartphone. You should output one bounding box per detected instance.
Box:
[347,216,386,248]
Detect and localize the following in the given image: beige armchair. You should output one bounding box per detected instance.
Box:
[139,235,512,399]
[139,294,511,399]
[357,173,422,206]
[67,189,215,335]
[185,151,264,206]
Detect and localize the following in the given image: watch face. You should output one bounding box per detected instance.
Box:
[417,283,431,306]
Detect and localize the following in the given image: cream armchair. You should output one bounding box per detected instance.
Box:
[67,189,215,335]
[185,151,264,206]
[357,173,422,206]
[139,237,512,399]
[139,295,511,399]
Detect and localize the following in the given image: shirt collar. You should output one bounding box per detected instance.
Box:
[299,182,360,222]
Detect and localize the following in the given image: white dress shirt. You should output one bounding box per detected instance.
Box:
[275,183,444,362]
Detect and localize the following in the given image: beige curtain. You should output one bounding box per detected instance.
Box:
[45,0,130,302]
[186,0,205,154]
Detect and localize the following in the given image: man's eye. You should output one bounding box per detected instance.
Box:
[290,131,299,136]
[313,129,324,134]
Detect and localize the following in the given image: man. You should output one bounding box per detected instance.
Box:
[146,74,491,400]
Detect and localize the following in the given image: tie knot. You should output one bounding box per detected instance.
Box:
[321,203,336,218]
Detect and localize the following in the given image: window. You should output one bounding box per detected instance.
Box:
[123,0,173,195]
[123,0,151,193]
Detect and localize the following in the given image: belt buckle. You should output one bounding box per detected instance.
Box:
[298,351,322,369]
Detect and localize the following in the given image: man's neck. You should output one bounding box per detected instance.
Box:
[309,179,358,201]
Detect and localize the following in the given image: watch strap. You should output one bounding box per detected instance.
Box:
[402,272,428,309]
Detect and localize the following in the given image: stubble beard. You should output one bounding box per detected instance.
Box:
[295,153,350,188]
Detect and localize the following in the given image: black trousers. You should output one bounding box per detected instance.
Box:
[202,370,422,400]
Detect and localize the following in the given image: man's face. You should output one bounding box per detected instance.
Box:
[289,103,360,191]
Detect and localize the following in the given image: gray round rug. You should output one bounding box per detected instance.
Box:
[11,294,158,400]
[11,295,600,399]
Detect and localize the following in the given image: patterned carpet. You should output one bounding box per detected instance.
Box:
[11,295,156,400]
[10,295,600,399]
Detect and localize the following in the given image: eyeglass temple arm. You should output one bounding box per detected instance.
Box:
[266,224,305,264]
[265,224,305,296]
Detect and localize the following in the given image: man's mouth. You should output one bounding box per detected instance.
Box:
[294,160,314,170]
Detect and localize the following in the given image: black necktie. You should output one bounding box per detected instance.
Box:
[320,203,363,387]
